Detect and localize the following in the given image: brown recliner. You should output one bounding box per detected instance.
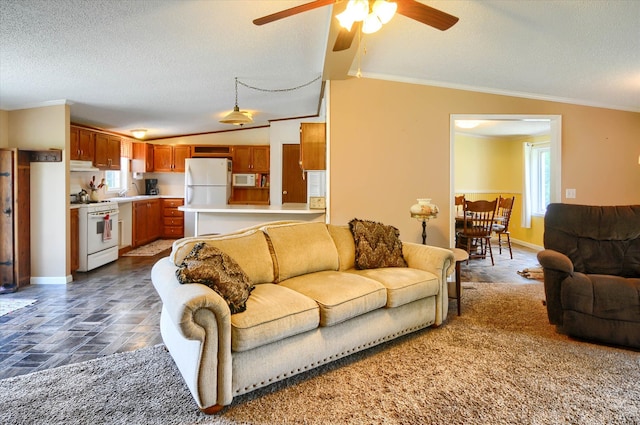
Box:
[537,203,640,349]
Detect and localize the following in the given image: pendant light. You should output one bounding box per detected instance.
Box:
[220,77,253,126]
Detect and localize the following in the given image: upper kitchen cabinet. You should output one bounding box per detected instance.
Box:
[70,126,95,161]
[131,142,154,173]
[300,123,326,170]
[94,133,121,170]
[154,145,191,172]
[232,145,270,173]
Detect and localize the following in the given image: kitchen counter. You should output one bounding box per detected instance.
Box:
[178,203,323,214]
[178,203,326,236]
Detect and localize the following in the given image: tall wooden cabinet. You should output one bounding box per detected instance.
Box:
[300,123,326,170]
[0,149,31,292]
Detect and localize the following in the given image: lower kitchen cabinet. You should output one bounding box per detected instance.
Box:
[162,198,184,238]
[70,208,79,273]
[132,199,161,247]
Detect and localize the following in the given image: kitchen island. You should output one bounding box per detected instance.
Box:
[179,203,326,237]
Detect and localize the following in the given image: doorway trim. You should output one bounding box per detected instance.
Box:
[449,114,562,247]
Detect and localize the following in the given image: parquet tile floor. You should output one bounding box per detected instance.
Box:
[0,240,540,379]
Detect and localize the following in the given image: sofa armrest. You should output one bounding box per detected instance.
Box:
[151,257,233,410]
[402,242,455,324]
[537,249,574,275]
[537,249,574,326]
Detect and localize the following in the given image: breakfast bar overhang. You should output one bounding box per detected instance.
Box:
[179,203,326,237]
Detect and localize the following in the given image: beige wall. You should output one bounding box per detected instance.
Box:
[8,105,71,283]
[328,78,640,249]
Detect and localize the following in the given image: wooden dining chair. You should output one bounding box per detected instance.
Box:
[455,198,498,265]
[493,196,515,259]
[454,194,466,231]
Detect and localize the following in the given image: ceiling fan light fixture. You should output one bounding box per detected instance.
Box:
[337,0,369,30]
[362,13,382,34]
[372,0,397,24]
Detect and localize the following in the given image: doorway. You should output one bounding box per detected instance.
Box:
[449,114,562,247]
[282,144,307,203]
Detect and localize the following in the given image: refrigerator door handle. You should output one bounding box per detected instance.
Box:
[186,185,192,205]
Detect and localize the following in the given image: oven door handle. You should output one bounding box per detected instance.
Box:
[88,211,119,218]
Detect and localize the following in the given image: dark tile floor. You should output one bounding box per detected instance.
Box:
[0,240,540,380]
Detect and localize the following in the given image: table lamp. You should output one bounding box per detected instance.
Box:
[410,198,439,244]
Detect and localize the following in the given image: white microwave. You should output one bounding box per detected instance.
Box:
[232,173,256,187]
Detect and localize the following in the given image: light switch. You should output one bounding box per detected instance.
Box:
[566,188,576,199]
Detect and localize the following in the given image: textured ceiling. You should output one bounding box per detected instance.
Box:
[1,0,638,140]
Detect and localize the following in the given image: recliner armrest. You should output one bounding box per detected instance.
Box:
[537,249,574,275]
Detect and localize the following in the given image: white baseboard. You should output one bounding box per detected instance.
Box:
[30,275,72,285]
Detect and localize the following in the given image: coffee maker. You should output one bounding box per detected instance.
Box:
[145,178,159,195]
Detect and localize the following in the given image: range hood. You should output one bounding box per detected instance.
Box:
[70,160,100,172]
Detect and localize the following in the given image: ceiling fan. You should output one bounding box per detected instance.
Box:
[253,0,459,52]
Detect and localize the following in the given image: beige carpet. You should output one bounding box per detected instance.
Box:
[121,239,176,257]
[1,282,638,424]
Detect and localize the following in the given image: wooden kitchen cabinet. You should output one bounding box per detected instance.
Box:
[162,198,184,238]
[153,145,191,172]
[132,199,162,247]
[300,123,326,170]
[94,133,121,170]
[70,208,79,273]
[132,142,154,173]
[70,126,95,161]
[232,145,269,173]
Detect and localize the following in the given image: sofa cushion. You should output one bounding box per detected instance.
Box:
[348,267,439,308]
[262,222,339,282]
[349,219,408,270]
[171,229,275,284]
[328,224,356,271]
[279,270,387,327]
[176,243,255,314]
[561,274,640,322]
[231,284,320,352]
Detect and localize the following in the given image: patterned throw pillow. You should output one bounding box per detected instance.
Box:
[176,242,255,314]
[349,219,408,270]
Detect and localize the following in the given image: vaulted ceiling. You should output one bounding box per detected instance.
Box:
[1,1,638,139]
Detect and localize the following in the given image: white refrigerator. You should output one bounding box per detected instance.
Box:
[184,158,232,236]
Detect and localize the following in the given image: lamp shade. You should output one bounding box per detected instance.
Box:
[410,198,439,220]
[220,106,253,126]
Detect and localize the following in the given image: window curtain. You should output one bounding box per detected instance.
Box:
[521,142,532,228]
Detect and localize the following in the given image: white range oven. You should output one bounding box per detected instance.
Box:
[76,201,120,272]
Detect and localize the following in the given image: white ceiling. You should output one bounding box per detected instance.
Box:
[1,1,638,140]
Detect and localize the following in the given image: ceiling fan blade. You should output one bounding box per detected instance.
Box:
[333,25,358,52]
[253,0,336,26]
[396,0,459,31]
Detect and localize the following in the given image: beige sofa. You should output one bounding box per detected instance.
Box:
[151,221,455,413]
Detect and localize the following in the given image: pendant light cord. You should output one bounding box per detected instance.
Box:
[236,75,321,93]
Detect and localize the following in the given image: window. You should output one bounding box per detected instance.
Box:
[529,142,551,215]
[104,158,129,193]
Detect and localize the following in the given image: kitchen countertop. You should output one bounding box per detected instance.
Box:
[70,195,184,208]
[179,203,324,214]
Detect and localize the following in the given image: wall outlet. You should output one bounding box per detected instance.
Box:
[566,188,576,199]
